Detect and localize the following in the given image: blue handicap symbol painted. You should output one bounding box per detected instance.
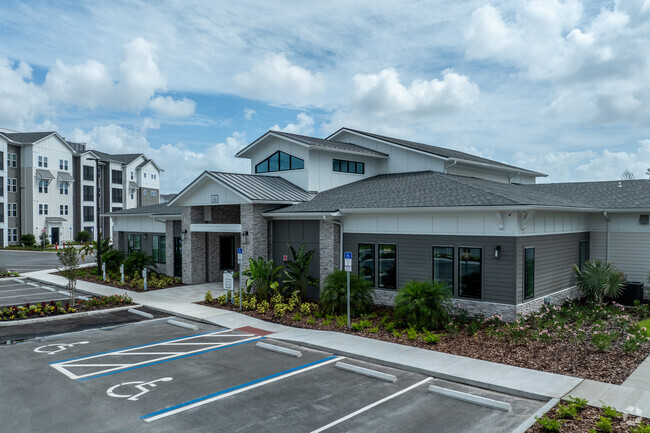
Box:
[237,248,243,254]
[344,252,352,259]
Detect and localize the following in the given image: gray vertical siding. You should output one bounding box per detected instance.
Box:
[272,220,320,298]
[515,232,589,303]
[343,233,517,304]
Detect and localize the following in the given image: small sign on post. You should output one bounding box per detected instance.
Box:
[102,262,106,281]
[143,268,148,291]
[237,248,243,311]
[344,252,352,328]
[120,264,125,283]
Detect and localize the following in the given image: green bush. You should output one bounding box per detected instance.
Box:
[102,249,125,273]
[123,251,155,274]
[573,260,625,304]
[76,231,91,243]
[536,415,561,432]
[394,280,451,331]
[282,244,318,299]
[204,291,213,303]
[595,416,613,433]
[21,233,36,247]
[319,270,374,316]
[631,422,650,433]
[242,257,283,301]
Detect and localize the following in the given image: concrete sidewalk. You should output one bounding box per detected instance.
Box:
[23,269,650,417]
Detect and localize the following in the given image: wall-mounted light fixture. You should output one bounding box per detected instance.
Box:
[143,233,148,240]
[242,231,249,244]
[494,245,501,259]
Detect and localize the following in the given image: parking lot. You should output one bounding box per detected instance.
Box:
[0,249,74,273]
[0,315,548,432]
[0,278,73,308]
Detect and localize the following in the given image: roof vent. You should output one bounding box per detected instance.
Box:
[617,182,622,188]
[640,215,649,225]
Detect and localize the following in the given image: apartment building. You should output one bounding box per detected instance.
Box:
[0,128,162,246]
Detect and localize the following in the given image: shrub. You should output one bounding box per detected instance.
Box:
[591,333,613,352]
[422,329,442,344]
[556,402,578,419]
[394,280,451,331]
[102,249,126,273]
[21,233,36,247]
[406,326,418,340]
[573,260,625,304]
[76,231,91,243]
[242,257,283,301]
[123,251,155,274]
[536,416,561,432]
[39,230,49,248]
[319,270,374,316]
[631,422,650,433]
[282,244,318,299]
[601,404,621,419]
[466,320,481,336]
[257,300,270,314]
[595,416,612,433]
[565,396,588,410]
[204,291,213,303]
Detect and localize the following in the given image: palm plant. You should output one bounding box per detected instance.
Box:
[282,244,318,299]
[573,260,626,304]
[319,270,374,316]
[394,280,451,330]
[242,257,283,301]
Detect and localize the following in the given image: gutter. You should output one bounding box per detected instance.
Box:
[603,211,611,261]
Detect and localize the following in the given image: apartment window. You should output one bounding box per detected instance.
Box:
[83,206,94,222]
[59,204,69,216]
[59,182,69,195]
[358,244,375,285]
[59,159,69,170]
[333,159,365,174]
[111,207,122,212]
[0,176,3,196]
[112,188,123,203]
[0,203,3,223]
[130,171,134,180]
[255,151,304,173]
[459,247,482,299]
[579,240,589,271]
[433,246,454,293]
[38,179,49,193]
[111,169,123,184]
[151,190,157,196]
[143,189,147,196]
[39,204,48,215]
[83,165,94,181]
[128,234,141,253]
[144,173,147,178]
[130,190,134,200]
[152,235,166,263]
[11,153,17,167]
[152,174,156,179]
[0,151,3,170]
[83,185,94,201]
[12,228,18,242]
[8,203,17,217]
[8,178,17,192]
[524,247,535,300]
[378,244,397,289]
[38,156,43,167]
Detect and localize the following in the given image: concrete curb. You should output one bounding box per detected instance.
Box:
[335,361,398,383]
[428,385,512,412]
[511,398,559,433]
[256,341,302,358]
[128,308,154,319]
[167,319,199,331]
[0,304,144,327]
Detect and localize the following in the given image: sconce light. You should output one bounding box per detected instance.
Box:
[181,229,187,240]
[242,231,249,244]
[494,245,501,259]
[143,233,148,240]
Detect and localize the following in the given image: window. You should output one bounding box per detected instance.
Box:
[130,190,134,200]
[459,248,482,299]
[38,156,43,167]
[12,228,18,242]
[151,190,157,196]
[143,189,147,196]
[333,159,365,174]
[44,156,48,167]
[144,172,147,178]
[0,151,3,170]
[59,182,69,195]
[0,203,3,223]
[255,151,304,173]
[378,244,397,289]
[39,179,49,193]
[524,247,535,300]
[39,204,48,215]
[83,206,94,222]
[0,176,3,197]
[112,188,123,203]
[59,159,64,170]
[579,241,588,271]
[83,165,94,181]
[433,246,454,293]
[12,178,16,192]
[152,235,166,263]
[59,204,68,216]
[128,234,141,253]
[358,244,375,285]
[83,185,94,201]
[130,171,134,180]
[111,169,123,184]
[11,153,17,167]
[111,207,122,212]
[8,203,17,217]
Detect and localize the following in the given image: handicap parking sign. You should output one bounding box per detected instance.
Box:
[344,252,352,260]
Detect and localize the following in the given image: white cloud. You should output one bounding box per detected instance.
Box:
[235,53,325,106]
[148,96,195,117]
[244,108,256,120]
[70,124,248,192]
[352,68,479,119]
[271,113,315,135]
[0,58,49,125]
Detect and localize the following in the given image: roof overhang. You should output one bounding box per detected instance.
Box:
[168,171,251,207]
[235,131,310,159]
[450,157,546,178]
[307,146,388,159]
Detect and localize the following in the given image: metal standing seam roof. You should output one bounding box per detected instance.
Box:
[106,202,182,217]
[209,172,315,202]
[270,131,389,157]
[129,181,140,190]
[57,172,75,182]
[35,169,55,180]
[45,217,67,222]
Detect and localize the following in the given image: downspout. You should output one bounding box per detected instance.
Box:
[603,211,610,262]
[323,215,343,269]
[443,159,457,174]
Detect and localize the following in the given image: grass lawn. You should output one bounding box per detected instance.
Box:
[640,319,650,337]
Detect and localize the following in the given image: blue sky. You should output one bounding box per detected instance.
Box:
[1,0,650,193]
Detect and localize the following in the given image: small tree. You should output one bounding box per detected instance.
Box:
[76,231,91,243]
[21,233,36,247]
[573,260,626,304]
[282,244,318,300]
[57,245,81,304]
[319,270,374,316]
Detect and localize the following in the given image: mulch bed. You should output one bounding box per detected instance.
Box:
[202,302,650,384]
[2,296,134,322]
[526,404,649,432]
[55,272,183,292]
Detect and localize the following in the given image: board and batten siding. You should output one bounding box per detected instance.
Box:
[589,231,650,282]
[343,233,517,304]
[514,232,589,304]
[272,220,320,298]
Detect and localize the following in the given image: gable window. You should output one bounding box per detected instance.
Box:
[38,179,49,193]
[579,240,588,271]
[255,151,304,173]
[358,244,375,285]
[128,234,141,253]
[130,171,134,180]
[524,247,535,300]
[459,247,481,299]
[433,246,454,293]
[333,159,365,174]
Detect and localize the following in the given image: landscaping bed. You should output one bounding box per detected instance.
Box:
[201,293,650,384]
[1,294,134,321]
[527,397,650,433]
[56,267,183,292]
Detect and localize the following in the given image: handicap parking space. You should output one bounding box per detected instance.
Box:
[0,278,70,307]
[0,317,549,432]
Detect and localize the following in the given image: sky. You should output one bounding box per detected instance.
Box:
[1,0,650,193]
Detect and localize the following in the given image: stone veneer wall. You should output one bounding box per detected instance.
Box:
[240,203,274,281]
[165,220,174,277]
[182,206,206,284]
[319,220,340,285]
[112,228,120,251]
[372,285,582,322]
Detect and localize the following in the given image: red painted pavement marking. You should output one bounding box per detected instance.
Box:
[236,326,274,336]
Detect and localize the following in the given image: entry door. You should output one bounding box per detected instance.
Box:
[51,227,60,245]
[174,237,182,277]
[220,236,236,270]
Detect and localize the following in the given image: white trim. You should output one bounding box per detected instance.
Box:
[190,223,242,233]
[236,131,310,158]
[342,229,590,237]
[308,146,388,159]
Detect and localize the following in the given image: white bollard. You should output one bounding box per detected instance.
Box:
[102,262,106,281]
[143,268,147,291]
[120,264,125,283]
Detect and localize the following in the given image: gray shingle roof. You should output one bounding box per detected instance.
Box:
[271,131,389,157]
[209,172,314,202]
[333,128,545,175]
[108,154,142,164]
[106,202,181,217]
[2,132,55,143]
[265,171,638,214]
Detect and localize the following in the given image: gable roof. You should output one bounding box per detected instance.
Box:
[1,131,56,144]
[328,128,546,177]
[105,202,181,217]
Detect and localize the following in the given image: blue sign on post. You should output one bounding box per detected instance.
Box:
[344,252,352,260]
[237,248,243,255]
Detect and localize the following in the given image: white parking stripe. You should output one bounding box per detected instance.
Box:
[0,292,68,300]
[310,377,433,433]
